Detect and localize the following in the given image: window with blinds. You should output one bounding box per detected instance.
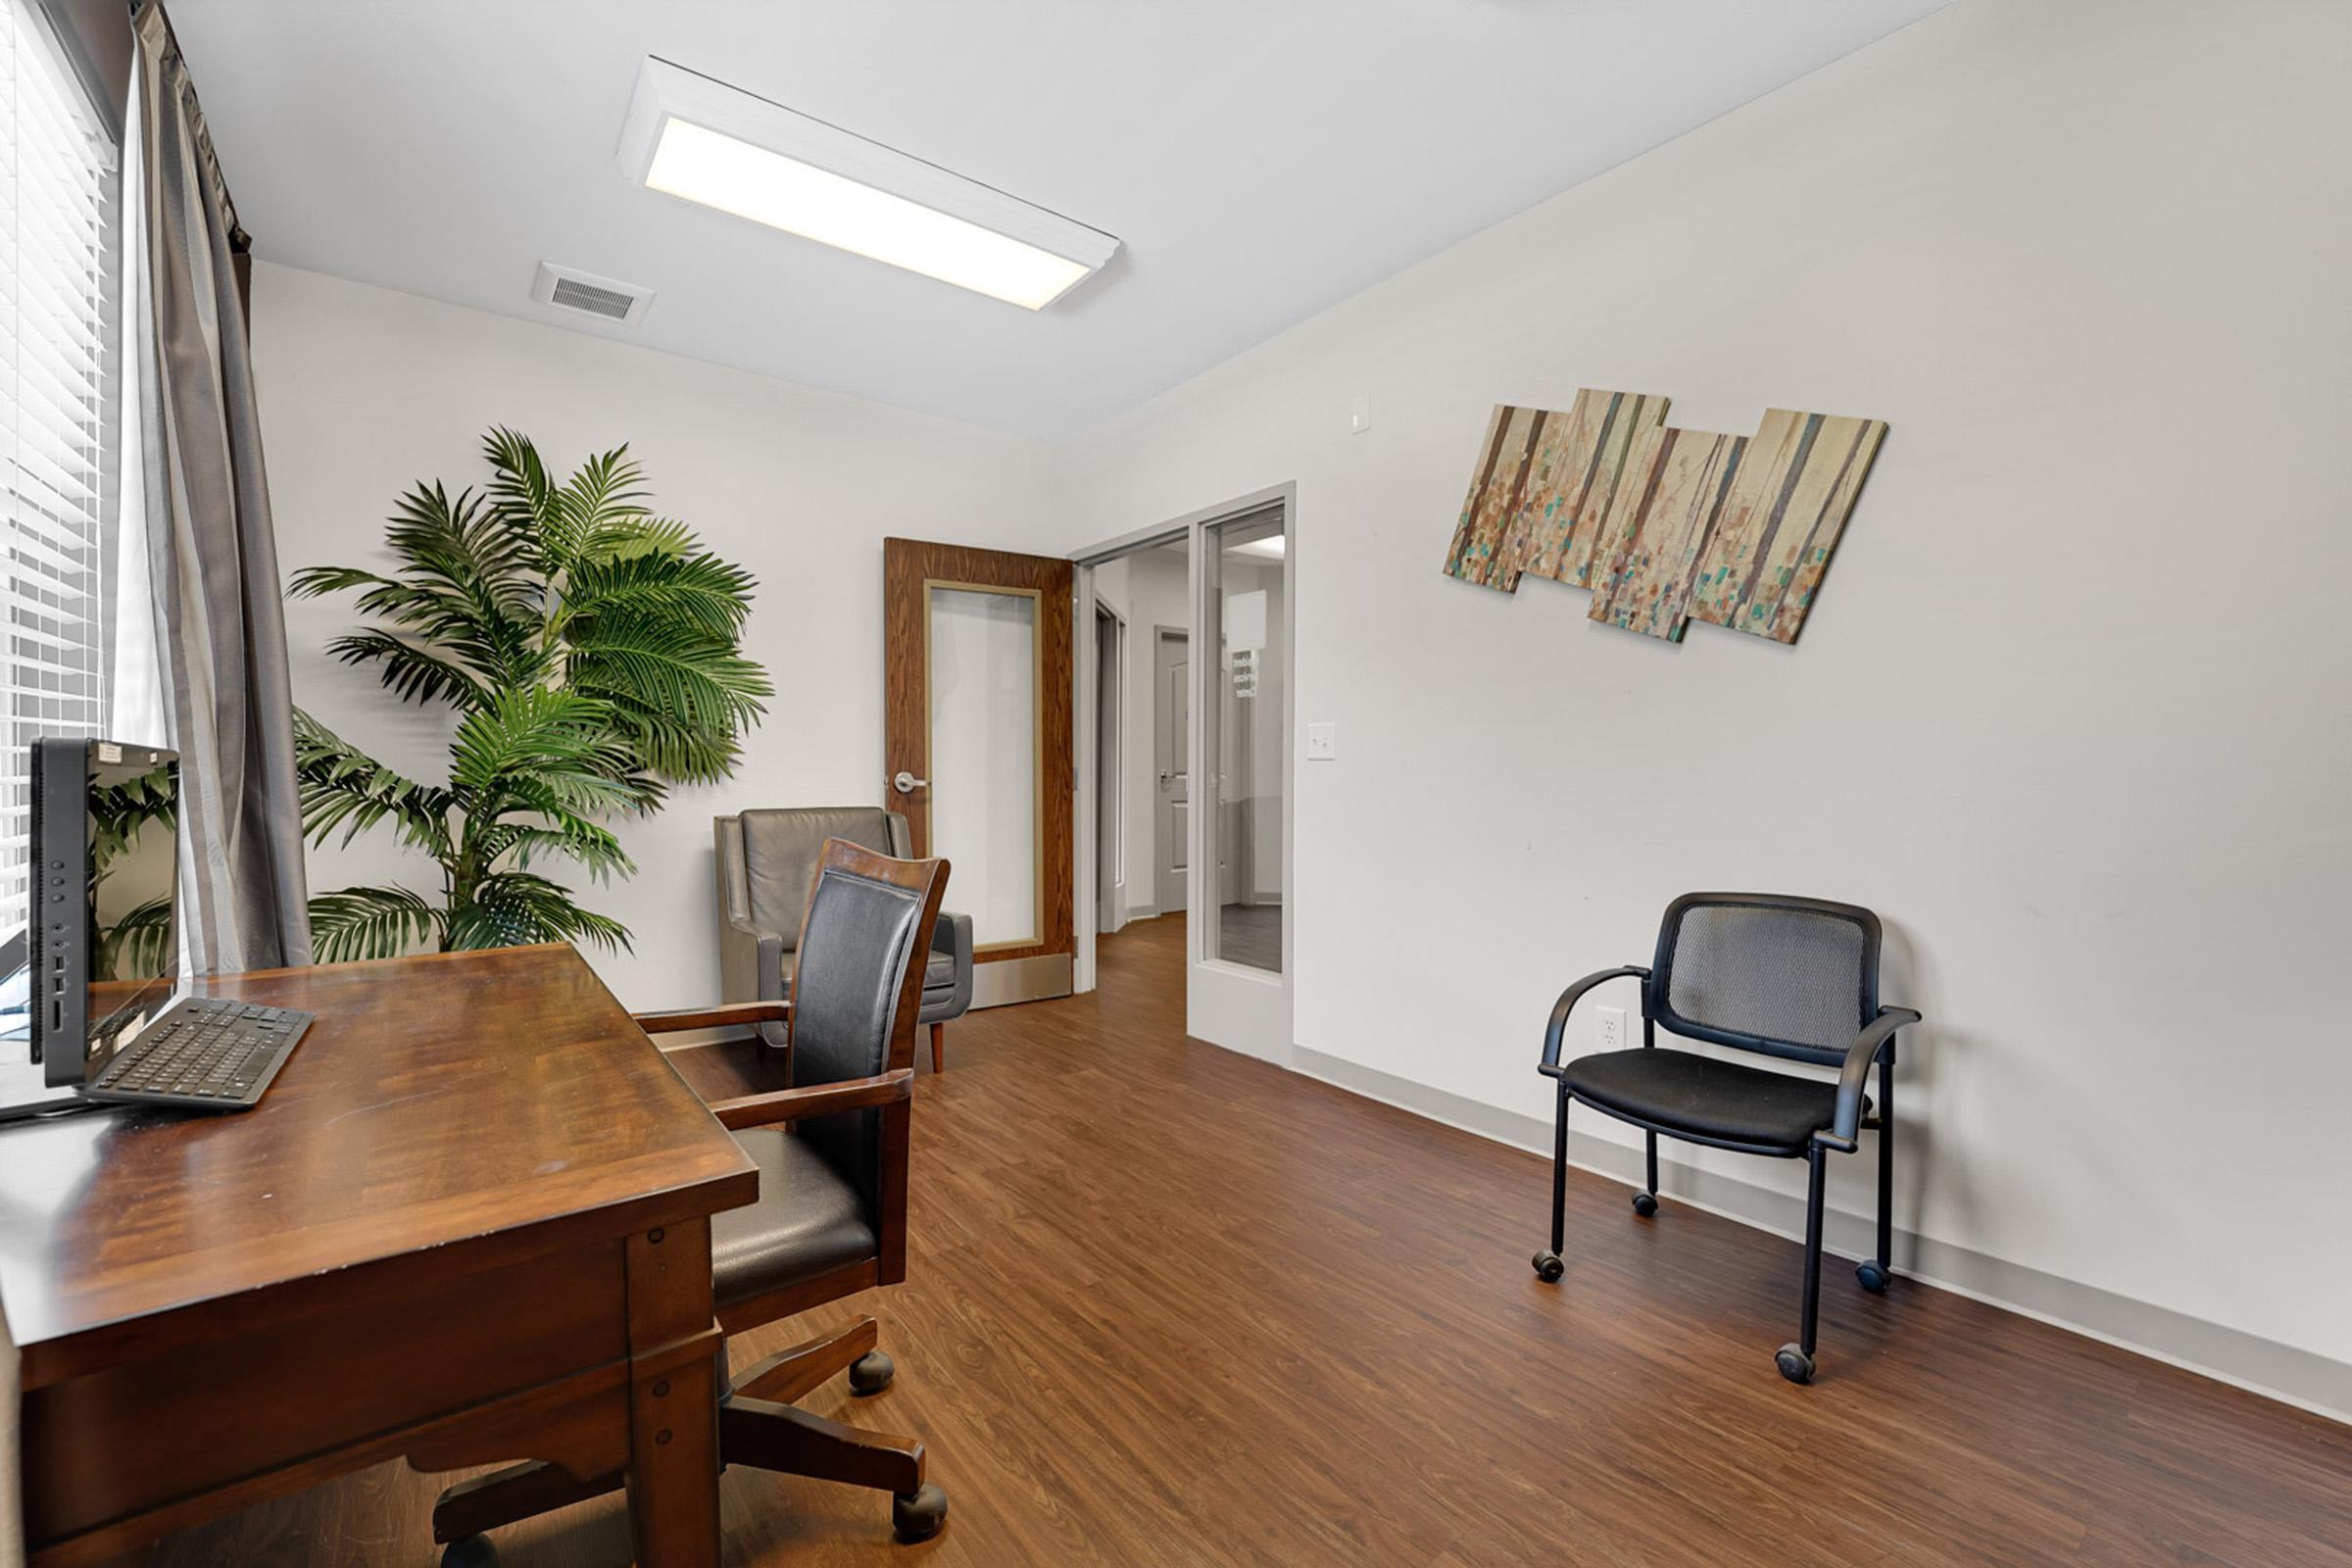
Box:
[1,0,118,921]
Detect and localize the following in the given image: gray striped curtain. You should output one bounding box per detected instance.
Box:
[123,0,310,971]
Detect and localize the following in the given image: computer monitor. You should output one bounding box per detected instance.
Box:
[8,738,182,1089]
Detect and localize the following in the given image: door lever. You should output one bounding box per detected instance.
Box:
[892,771,928,795]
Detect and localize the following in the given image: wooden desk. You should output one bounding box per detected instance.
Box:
[0,945,759,1566]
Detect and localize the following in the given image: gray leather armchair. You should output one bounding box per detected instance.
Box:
[716,808,974,1071]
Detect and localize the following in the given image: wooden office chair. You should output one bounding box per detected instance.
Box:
[432,839,952,1564]
[1532,893,1920,1385]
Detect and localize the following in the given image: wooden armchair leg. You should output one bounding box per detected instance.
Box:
[432,1459,624,1544]
[732,1316,880,1404]
[720,1396,925,1494]
[930,1022,945,1074]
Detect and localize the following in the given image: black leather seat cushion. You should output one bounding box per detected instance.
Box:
[1562,1048,1850,1153]
[711,1129,878,1309]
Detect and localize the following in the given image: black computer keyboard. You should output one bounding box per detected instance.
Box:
[86,997,314,1111]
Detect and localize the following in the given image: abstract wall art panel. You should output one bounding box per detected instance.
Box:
[1587,425,1748,641]
[1687,409,1888,644]
[1505,388,1672,589]
[1441,390,1887,648]
[1440,403,1544,592]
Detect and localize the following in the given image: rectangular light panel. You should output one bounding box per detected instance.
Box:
[620,59,1117,311]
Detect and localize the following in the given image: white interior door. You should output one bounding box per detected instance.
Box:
[1185,493,1294,1063]
[1154,628,1189,914]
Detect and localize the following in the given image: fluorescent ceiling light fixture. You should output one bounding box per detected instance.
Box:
[619,58,1118,311]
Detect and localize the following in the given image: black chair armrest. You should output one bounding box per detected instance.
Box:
[1538,966,1650,1078]
[1819,1005,1922,1149]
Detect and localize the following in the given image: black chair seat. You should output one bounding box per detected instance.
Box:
[712,1129,878,1309]
[1562,1048,1858,1153]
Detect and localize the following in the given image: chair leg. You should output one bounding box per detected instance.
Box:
[733,1315,884,1404]
[1532,1084,1569,1282]
[929,1021,946,1074]
[1633,1131,1660,1217]
[1778,1146,1829,1384]
[720,1396,946,1540]
[431,1459,623,1546]
[1857,1060,1895,1294]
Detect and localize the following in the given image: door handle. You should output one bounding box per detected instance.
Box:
[892,771,928,795]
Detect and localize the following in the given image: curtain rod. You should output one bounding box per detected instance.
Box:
[131,0,250,253]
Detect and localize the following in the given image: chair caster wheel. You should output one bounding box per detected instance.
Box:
[1531,1250,1564,1283]
[441,1536,498,1568]
[1775,1345,1815,1385]
[1856,1261,1890,1294]
[894,1482,949,1542]
[849,1349,896,1395]
[1631,1191,1658,1218]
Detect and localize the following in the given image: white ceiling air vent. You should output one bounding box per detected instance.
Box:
[532,262,655,326]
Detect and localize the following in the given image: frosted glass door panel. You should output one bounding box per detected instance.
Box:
[928,587,1040,948]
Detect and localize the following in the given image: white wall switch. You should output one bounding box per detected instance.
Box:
[1596,1005,1626,1053]
[1349,392,1372,434]
[1306,721,1338,760]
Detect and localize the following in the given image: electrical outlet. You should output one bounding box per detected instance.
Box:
[1305,721,1337,760]
[1596,1005,1627,1053]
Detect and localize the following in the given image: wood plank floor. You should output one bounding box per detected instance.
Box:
[154,913,2352,1566]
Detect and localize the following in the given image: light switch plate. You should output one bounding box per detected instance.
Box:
[1349,392,1372,434]
[1306,721,1337,760]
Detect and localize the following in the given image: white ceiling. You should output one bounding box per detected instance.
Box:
[175,1,1945,442]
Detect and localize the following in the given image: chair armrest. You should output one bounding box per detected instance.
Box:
[719,916,791,1004]
[704,1068,915,1131]
[634,1001,791,1036]
[1819,1006,1922,1150]
[1537,965,1651,1077]
[930,910,974,1018]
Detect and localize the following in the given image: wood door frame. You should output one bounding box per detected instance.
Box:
[884,539,1074,996]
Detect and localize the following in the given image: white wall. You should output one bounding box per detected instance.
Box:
[250,262,1061,1009]
[1055,0,2352,1385]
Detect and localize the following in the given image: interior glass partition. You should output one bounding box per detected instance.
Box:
[1200,509,1285,973]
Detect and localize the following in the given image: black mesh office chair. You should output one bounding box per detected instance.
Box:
[1532,893,1920,1383]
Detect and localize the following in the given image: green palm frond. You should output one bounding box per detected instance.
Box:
[562,548,756,639]
[309,885,442,963]
[291,427,767,959]
[292,709,457,857]
[321,629,494,710]
[447,871,631,953]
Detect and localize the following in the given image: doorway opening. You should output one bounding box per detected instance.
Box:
[1072,486,1294,1062]
[1094,599,1125,935]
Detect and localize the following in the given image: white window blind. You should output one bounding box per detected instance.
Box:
[1,0,116,918]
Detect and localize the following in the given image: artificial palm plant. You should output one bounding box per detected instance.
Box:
[292,428,769,961]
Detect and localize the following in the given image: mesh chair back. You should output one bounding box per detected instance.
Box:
[1648,893,1881,1067]
[789,858,933,1211]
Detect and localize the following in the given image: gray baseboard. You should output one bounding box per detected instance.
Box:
[1293,1046,2352,1425]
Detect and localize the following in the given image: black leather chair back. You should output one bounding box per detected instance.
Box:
[791,859,931,1210]
[1648,893,1881,1068]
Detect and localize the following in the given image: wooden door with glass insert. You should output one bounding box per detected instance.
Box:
[884,539,1074,1005]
